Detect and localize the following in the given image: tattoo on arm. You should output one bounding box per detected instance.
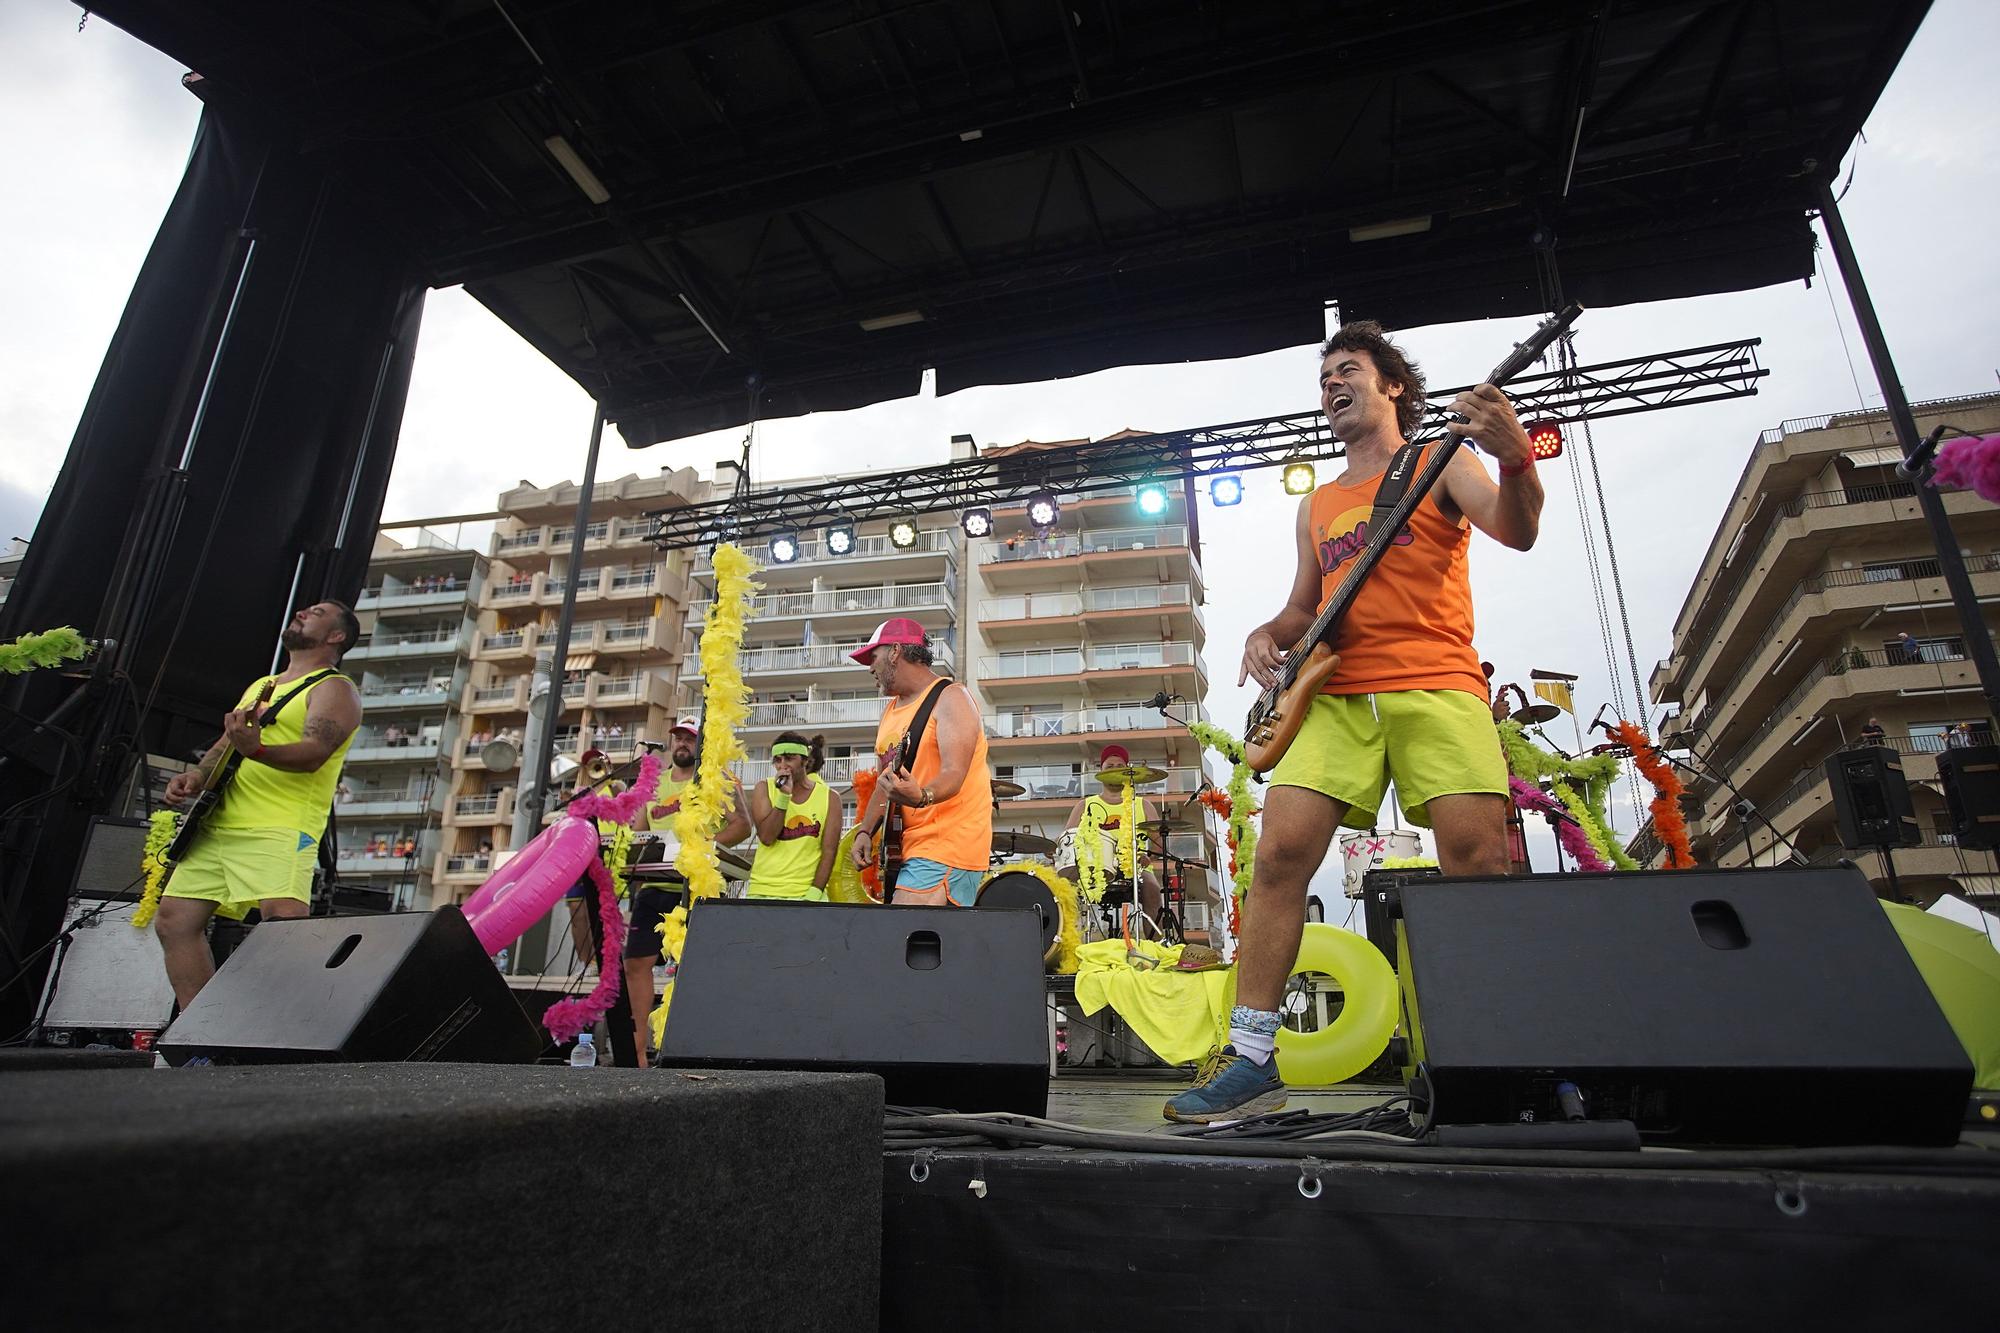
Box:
[304,715,346,750]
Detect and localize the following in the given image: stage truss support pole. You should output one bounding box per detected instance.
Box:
[518,404,607,842]
[1816,179,2000,727]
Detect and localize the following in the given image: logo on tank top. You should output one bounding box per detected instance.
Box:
[777,814,823,842]
[1317,503,1413,575]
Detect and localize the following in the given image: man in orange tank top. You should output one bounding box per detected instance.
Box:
[1168,320,1544,1123]
[848,617,993,905]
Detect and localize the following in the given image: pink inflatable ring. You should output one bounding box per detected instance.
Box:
[461,816,602,954]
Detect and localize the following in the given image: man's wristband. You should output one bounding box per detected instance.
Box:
[251,744,269,760]
[1499,456,1535,478]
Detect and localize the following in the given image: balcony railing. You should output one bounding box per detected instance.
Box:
[978,582,1203,622]
[994,764,1209,801]
[472,683,521,704]
[601,620,651,644]
[496,529,543,552]
[982,641,1197,680]
[454,795,501,816]
[482,630,526,651]
[608,568,658,592]
[980,524,1189,564]
[493,581,535,599]
[1680,553,2000,740]
[691,581,956,624]
[987,705,1207,738]
[445,854,493,874]
[742,698,884,728]
[595,675,640,699]
[1711,644,1974,786]
[561,680,588,700]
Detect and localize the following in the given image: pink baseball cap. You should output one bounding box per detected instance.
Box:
[851,617,929,665]
[670,716,700,737]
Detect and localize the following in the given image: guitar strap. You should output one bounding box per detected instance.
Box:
[1368,440,1428,525]
[259,668,341,727]
[881,678,953,896]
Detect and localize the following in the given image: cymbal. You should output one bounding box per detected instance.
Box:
[1097,764,1167,786]
[1512,703,1563,725]
[990,830,1057,857]
[990,779,1027,799]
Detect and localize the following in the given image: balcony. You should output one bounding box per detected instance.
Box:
[588,670,672,707]
[492,578,536,602]
[994,764,1209,804]
[344,629,469,662]
[986,704,1207,743]
[341,786,435,818]
[357,584,468,612]
[977,641,1201,694]
[436,851,495,883]
[686,641,956,685]
[360,684,451,711]
[598,618,662,652]
[336,849,426,875]
[979,583,1202,641]
[688,580,958,633]
[467,678,530,713]
[343,738,442,765]
[695,528,958,579]
[479,628,531,658]
[495,526,546,555]
[740,698,885,732]
[979,525,1194,581]
[448,790,514,827]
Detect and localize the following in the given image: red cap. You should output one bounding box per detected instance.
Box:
[670,716,700,737]
[580,748,606,763]
[851,617,929,665]
[1098,744,1130,768]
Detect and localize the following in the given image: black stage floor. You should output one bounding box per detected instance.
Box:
[888,1072,1998,1332]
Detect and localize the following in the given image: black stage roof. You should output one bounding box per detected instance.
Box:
[90,0,1927,446]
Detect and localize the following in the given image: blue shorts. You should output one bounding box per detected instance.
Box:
[893,858,982,907]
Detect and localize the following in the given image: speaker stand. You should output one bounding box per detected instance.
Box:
[1875,844,1904,903]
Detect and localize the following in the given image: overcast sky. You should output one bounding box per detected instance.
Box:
[5,1,1997,874]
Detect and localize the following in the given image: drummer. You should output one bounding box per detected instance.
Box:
[624,717,748,1068]
[743,731,843,901]
[1059,744,1165,921]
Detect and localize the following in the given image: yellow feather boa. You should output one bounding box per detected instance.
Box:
[672,543,760,903]
[131,810,178,929]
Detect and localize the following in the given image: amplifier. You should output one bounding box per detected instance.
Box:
[1390,865,1970,1146]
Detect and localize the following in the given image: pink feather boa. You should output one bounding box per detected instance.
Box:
[1509,776,1612,872]
[1929,433,2000,504]
[539,753,662,1047]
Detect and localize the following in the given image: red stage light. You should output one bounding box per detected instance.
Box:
[1527,422,1565,460]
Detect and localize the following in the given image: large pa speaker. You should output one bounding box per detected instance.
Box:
[1392,866,1971,1146]
[1934,743,2000,851]
[1825,745,1919,848]
[663,900,1048,1115]
[158,906,541,1066]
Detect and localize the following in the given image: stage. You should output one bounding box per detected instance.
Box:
[5,1055,1992,1330]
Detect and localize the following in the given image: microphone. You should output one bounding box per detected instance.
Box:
[637,739,667,751]
[1147,691,1175,710]
[1588,703,1616,737]
[1898,424,1951,480]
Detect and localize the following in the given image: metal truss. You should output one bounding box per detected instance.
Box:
[647,338,1765,550]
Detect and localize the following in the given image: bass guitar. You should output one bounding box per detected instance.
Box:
[871,678,952,899]
[1242,302,1584,774]
[163,678,279,864]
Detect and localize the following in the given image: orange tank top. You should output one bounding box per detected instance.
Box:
[874,680,992,871]
[1307,444,1487,699]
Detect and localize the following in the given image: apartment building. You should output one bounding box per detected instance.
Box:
[338,528,484,910]
[678,490,967,830]
[1642,392,2000,901]
[964,476,1223,935]
[432,469,699,904]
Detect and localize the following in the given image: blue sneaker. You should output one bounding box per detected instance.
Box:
[1163,1045,1287,1123]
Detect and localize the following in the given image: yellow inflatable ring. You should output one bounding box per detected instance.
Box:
[1273,923,1397,1085]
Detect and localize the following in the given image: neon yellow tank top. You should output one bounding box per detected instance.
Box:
[745,775,830,899]
[212,671,357,839]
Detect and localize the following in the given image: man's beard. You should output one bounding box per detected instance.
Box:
[671,747,696,768]
[280,626,313,650]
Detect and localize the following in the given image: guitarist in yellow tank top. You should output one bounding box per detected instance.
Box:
[1167,322,1545,1124]
[154,601,363,1009]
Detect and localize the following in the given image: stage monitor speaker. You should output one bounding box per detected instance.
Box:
[1393,866,1971,1146]
[1824,745,1919,848]
[663,900,1048,1115]
[73,816,151,901]
[1934,743,2000,851]
[158,906,541,1066]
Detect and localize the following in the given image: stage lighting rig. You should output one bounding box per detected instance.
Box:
[1281,460,1316,495]
[1527,422,1565,460]
[1210,474,1244,507]
[961,507,993,538]
[888,517,920,549]
[1026,493,1060,531]
[824,521,856,555]
[769,531,800,564]
[1135,481,1170,517]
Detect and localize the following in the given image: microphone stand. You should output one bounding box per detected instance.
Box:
[1654,737,1804,867]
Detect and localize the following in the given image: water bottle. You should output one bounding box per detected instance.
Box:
[569,1032,597,1069]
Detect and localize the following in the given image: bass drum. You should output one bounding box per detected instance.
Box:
[977,866,1063,966]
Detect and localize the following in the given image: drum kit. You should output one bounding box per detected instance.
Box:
[974,762,1209,965]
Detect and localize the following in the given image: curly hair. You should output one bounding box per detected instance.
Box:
[772,730,825,774]
[1320,320,1427,439]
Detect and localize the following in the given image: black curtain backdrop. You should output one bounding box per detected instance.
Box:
[0,98,425,1029]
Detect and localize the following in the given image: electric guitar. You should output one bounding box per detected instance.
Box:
[163,678,279,863]
[1242,303,1584,774]
[870,678,952,898]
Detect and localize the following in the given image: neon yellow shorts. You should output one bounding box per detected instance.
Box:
[163,826,318,909]
[1269,689,1508,830]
